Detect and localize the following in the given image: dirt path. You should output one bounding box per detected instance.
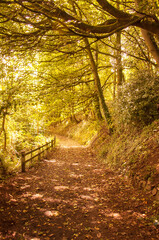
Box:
[55,135,82,148]
[0,137,159,240]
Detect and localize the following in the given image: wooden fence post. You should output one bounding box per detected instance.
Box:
[20,139,55,173]
[38,146,41,162]
[21,150,26,172]
[54,136,56,147]
[51,139,53,149]
[31,148,33,165]
[43,145,45,157]
[52,136,56,149]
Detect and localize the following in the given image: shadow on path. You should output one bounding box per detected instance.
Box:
[0,136,158,239]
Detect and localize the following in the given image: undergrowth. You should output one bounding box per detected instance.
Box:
[51,120,99,145]
[66,120,98,145]
[0,134,52,178]
[94,120,159,187]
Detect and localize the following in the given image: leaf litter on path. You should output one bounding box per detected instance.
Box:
[0,138,159,240]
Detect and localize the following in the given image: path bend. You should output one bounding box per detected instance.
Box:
[0,137,158,240]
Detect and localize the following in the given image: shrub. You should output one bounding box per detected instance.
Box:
[114,71,159,128]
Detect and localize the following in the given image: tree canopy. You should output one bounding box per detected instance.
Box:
[1,0,159,37]
[0,0,159,173]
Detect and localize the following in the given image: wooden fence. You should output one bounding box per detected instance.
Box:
[21,137,56,172]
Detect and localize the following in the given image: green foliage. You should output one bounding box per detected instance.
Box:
[0,0,159,179]
[54,119,99,145]
[0,54,53,176]
[0,132,50,177]
[67,120,98,145]
[0,149,20,176]
[96,120,159,188]
[114,71,159,127]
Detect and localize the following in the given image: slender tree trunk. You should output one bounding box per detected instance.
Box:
[116,30,123,97]
[94,42,103,121]
[94,94,103,121]
[0,111,7,175]
[0,111,7,151]
[4,131,7,151]
[84,38,112,128]
[116,2,123,97]
[113,72,116,100]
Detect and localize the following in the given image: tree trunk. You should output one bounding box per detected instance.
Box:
[0,111,7,151]
[116,2,123,97]
[116,30,123,97]
[141,30,159,66]
[113,72,116,100]
[84,38,112,128]
[94,42,103,121]
[94,94,103,121]
[135,0,159,67]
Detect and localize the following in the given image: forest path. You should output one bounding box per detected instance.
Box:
[55,135,82,148]
[0,136,158,240]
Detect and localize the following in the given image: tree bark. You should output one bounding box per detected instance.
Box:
[116,1,123,97]
[4,0,159,37]
[140,30,159,66]
[135,0,159,66]
[84,38,112,128]
[116,31,123,97]
[94,94,103,121]
[0,111,7,151]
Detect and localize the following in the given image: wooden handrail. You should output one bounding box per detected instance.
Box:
[21,136,56,172]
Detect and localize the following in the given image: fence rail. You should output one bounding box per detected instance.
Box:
[21,137,56,172]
